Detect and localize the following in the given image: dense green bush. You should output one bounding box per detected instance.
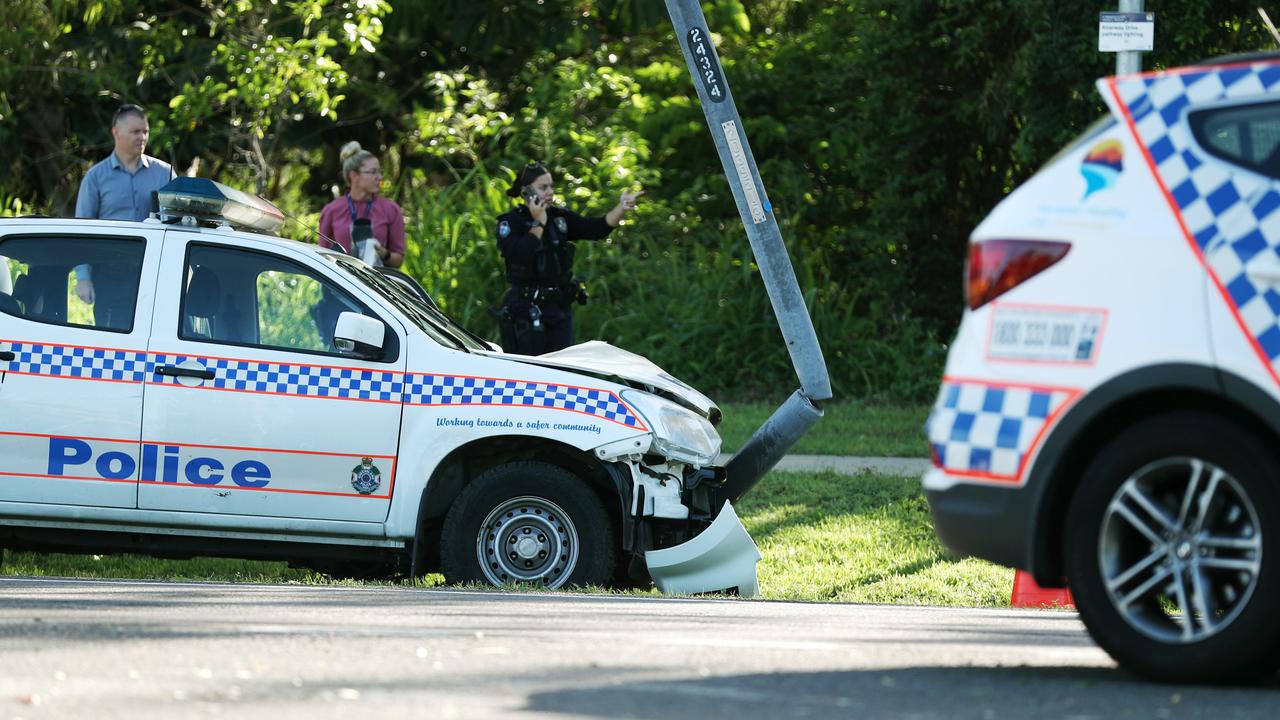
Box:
[3,1,1275,401]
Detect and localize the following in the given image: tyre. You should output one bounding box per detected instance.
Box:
[1065,412,1280,683]
[440,461,614,589]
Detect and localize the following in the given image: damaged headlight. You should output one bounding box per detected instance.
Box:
[622,391,721,467]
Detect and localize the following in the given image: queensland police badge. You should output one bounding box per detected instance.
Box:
[350,457,382,495]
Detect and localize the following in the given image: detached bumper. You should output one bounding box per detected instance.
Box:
[644,501,761,597]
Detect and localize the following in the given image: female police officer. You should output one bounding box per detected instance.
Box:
[495,162,642,354]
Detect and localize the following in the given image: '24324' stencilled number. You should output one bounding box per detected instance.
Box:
[686,27,726,103]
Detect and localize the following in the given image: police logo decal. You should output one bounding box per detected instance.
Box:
[350,457,383,495]
[498,220,510,238]
[554,216,568,233]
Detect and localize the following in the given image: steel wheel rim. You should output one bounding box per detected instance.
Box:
[1098,456,1262,644]
[476,495,579,588]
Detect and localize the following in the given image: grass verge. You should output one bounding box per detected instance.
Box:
[0,471,1010,606]
[716,400,932,457]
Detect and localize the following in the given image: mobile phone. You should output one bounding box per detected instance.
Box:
[520,185,539,205]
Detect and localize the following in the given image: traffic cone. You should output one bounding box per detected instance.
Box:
[1010,570,1074,608]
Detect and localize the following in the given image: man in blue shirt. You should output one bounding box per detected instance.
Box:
[73,104,175,328]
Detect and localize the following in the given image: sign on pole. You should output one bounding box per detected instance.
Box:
[1098,12,1155,52]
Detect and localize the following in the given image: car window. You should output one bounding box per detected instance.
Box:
[181,243,379,357]
[1189,100,1280,178]
[0,234,144,332]
[324,254,488,352]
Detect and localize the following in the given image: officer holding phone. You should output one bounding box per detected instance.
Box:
[495,161,642,355]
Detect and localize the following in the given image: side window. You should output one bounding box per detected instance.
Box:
[181,244,367,355]
[1190,101,1280,179]
[0,235,144,332]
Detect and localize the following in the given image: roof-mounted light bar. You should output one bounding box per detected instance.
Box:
[157,177,286,235]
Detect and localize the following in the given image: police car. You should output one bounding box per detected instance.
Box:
[924,53,1280,683]
[0,177,759,595]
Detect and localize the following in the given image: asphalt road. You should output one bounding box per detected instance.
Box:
[0,577,1275,719]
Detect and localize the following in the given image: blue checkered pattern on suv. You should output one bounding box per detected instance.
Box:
[1109,63,1280,369]
[927,379,1075,481]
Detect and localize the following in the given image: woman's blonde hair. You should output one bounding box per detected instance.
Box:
[339,141,376,184]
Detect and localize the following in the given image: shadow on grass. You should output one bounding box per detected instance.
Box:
[814,553,948,599]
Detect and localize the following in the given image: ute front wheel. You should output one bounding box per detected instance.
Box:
[441,461,614,589]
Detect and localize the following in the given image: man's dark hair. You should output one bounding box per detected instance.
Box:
[112,103,147,127]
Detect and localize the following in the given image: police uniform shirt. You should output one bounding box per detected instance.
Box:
[495,205,613,285]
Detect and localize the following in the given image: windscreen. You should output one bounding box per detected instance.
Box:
[323,255,489,352]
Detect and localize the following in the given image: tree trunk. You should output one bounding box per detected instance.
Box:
[23,89,77,215]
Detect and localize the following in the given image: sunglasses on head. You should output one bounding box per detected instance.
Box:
[113,103,146,124]
[112,102,146,126]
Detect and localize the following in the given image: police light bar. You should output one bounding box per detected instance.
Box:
[157,177,286,235]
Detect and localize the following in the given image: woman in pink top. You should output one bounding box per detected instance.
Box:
[317,141,406,268]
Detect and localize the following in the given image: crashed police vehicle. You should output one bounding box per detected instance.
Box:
[925,54,1280,682]
[0,177,759,594]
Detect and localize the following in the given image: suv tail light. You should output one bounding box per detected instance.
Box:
[966,239,1071,309]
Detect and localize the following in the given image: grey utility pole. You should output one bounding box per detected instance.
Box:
[1117,0,1144,75]
[664,0,833,502]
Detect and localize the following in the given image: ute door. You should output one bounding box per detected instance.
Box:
[138,234,407,523]
[0,226,159,508]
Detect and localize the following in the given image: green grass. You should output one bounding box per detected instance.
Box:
[717,400,931,457]
[0,470,1011,607]
[738,471,1011,605]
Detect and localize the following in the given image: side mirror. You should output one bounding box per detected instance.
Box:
[334,311,386,359]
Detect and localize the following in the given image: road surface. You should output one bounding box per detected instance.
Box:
[0,577,1274,719]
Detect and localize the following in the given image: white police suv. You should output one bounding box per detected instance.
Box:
[0,178,759,595]
[925,53,1280,683]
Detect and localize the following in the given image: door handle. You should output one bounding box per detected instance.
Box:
[0,351,13,362]
[155,365,215,381]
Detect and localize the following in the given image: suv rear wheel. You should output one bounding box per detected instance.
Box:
[440,461,614,589]
[1066,413,1280,683]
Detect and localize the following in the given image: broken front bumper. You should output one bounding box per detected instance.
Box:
[644,501,761,598]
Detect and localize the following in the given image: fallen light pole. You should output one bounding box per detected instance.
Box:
[663,0,833,502]
[642,1,834,596]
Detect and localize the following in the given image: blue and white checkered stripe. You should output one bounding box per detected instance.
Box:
[3,339,643,420]
[404,374,643,428]
[1110,64,1280,366]
[149,354,403,402]
[927,380,1074,480]
[0,341,147,383]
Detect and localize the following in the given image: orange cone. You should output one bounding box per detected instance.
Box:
[1010,570,1075,608]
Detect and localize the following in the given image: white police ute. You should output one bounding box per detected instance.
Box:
[0,177,759,595]
[924,53,1280,683]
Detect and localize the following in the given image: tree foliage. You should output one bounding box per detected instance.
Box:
[1,1,1277,399]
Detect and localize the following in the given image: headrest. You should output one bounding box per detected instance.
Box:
[185,267,222,318]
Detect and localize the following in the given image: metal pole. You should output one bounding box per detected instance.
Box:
[1117,0,1144,75]
[663,0,831,402]
[664,0,832,502]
